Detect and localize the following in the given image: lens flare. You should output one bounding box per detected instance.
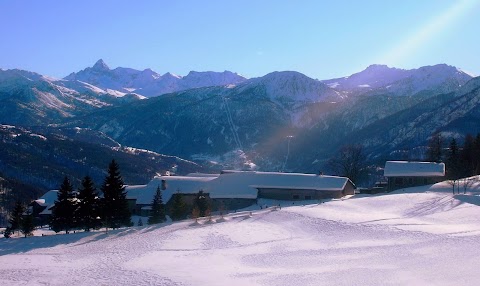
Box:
[378,0,478,66]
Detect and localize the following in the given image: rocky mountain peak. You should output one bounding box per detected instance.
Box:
[92,59,110,71]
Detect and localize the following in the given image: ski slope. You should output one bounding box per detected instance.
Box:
[2,181,480,285]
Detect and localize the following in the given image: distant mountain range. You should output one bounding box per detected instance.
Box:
[322,64,471,96]
[0,60,478,191]
[65,59,247,97]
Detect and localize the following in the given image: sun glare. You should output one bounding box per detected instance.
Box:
[378,0,478,66]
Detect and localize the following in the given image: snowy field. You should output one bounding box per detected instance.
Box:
[2,181,480,285]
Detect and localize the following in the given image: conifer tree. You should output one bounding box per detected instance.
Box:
[101,159,132,229]
[426,133,443,162]
[447,138,460,180]
[148,186,166,225]
[474,133,480,175]
[21,212,34,237]
[446,138,461,194]
[77,176,101,231]
[8,200,24,236]
[194,190,208,217]
[170,190,186,221]
[459,134,475,177]
[51,177,77,234]
[4,227,12,238]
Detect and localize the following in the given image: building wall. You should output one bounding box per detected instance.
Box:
[137,195,256,217]
[211,198,256,212]
[343,181,355,196]
[258,188,343,200]
[387,176,444,191]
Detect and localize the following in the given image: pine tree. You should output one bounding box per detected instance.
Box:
[4,227,12,238]
[170,190,186,221]
[77,176,101,231]
[194,190,208,217]
[474,133,480,175]
[446,138,461,194]
[51,177,77,234]
[459,134,475,177]
[426,133,443,162]
[21,213,34,237]
[101,159,132,229]
[447,138,460,180]
[148,186,166,225]
[8,200,24,236]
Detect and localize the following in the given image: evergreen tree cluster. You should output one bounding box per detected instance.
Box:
[427,133,480,180]
[445,134,480,180]
[49,159,132,234]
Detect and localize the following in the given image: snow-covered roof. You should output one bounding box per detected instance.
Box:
[251,172,351,191]
[130,176,217,205]
[34,199,47,206]
[186,173,221,178]
[35,190,59,206]
[384,161,445,177]
[124,184,147,199]
[127,172,354,205]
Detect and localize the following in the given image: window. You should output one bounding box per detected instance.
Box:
[395,178,403,186]
[305,195,312,200]
[292,194,300,200]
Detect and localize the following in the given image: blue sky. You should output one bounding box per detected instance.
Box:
[1,0,479,79]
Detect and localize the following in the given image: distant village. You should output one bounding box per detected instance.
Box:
[24,160,448,229]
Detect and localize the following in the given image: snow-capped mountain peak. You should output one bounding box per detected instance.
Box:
[238,71,342,105]
[321,63,473,96]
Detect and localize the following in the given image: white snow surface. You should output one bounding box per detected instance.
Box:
[2,182,480,285]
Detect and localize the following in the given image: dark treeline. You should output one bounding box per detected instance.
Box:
[427,133,480,179]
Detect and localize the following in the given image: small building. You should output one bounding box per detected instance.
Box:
[384,161,445,191]
[29,190,58,226]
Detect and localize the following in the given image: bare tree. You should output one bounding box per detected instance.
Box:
[328,144,367,185]
[447,179,458,195]
[461,176,479,194]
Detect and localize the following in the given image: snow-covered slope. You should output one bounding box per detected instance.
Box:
[2,183,480,285]
[0,68,143,125]
[323,64,409,90]
[238,71,343,106]
[65,59,247,97]
[323,64,472,96]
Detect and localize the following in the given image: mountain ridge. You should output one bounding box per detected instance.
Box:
[65,59,248,97]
